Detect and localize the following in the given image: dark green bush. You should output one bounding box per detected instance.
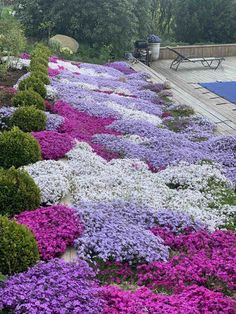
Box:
[10,106,46,132]
[0,167,41,216]
[0,215,39,275]
[0,127,42,168]
[31,71,50,85]
[30,63,48,75]
[30,56,48,68]
[19,76,47,98]
[12,89,45,110]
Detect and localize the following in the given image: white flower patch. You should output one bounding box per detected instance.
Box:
[78,67,114,79]
[66,142,108,177]
[22,160,72,205]
[1,56,30,70]
[105,101,162,126]
[158,162,233,190]
[46,85,57,100]
[122,134,151,144]
[59,78,98,91]
[66,143,236,230]
[53,60,79,72]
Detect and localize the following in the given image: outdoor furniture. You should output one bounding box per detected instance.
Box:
[133,41,152,66]
[167,47,225,71]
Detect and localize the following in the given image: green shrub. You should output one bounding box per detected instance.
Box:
[0,127,42,169]
[0,63,8,80]
[31,43,51,58]
[29,63,48,75]
[30,56,48,68]
[0,215,39,275]
[19,76,47,98]
[0,167,41,216]
[31,71,50,85]
[12,90,45,110]
[10,106,46,132]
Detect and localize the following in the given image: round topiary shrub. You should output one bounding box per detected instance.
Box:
[10,106,46,132]
[0,127,42,168]
[31,57,48,68]
[0,167,41,216]
[0,216,39,275]
[12,90,45,110]
[30,63,48,75]
[19,76,47,98]
[31,71,50,85]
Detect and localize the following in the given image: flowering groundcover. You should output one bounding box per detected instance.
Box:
[1,57,236,313]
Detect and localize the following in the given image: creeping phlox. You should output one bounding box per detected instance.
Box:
[2,58,236,313]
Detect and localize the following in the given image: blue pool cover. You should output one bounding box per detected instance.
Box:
[200,81,236,104]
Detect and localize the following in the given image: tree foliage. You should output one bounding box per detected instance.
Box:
[14,0,236,50]
[174,0,236,44]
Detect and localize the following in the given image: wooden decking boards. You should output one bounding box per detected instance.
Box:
[131,57,236,135]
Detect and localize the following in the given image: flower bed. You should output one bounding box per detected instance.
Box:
[0,56,235,313]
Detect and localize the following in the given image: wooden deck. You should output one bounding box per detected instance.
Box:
[131,57,236,135]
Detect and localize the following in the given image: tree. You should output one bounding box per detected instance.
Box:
[174,0,236,44]
[15,0,153,53]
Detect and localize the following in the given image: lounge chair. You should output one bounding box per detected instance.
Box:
[167,47,225,71]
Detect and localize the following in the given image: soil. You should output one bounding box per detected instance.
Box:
[0,68,26,107]
[0,68,26,87]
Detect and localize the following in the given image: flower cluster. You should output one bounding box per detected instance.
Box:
[0,259,104,313]
[16,205,84,260]
[138,229,236,294]
[32,131,75,160]
[23,160,72,204]
[102,285,236,314]
[3,57,236,312]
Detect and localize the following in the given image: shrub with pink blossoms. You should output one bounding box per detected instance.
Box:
[32,130,74,160]
[16,205,84,260]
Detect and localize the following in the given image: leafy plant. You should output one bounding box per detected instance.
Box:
[0,127,42,168]
[0,215,39,275]
[0,13,26,59]
[31,71,50,85]
[0,63,8,80]
[30,62,48,74]
[0,167,41,216]
[10,106,46,132]
[12,89,45,110]
[30,56,48,68]
[19,76,47,98]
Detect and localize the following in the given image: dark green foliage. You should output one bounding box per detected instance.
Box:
[0,127,42,169]
[174,0,236,44]
[12,90,45,110]
[10,106,46,132]
[19,76,47,98]
[0,215,39,275]
[0,167,41,216]
[0,12,26,57]
[14,0,152,54]
[31,71,50,85]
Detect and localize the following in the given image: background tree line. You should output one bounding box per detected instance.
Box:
[13,0,236,54]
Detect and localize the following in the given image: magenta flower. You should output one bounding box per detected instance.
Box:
[32,130,74,160]
[16,205,84,260]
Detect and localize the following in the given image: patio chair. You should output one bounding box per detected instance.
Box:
[167,47,225,71]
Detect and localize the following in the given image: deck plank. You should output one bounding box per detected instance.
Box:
[131,59,236,134]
